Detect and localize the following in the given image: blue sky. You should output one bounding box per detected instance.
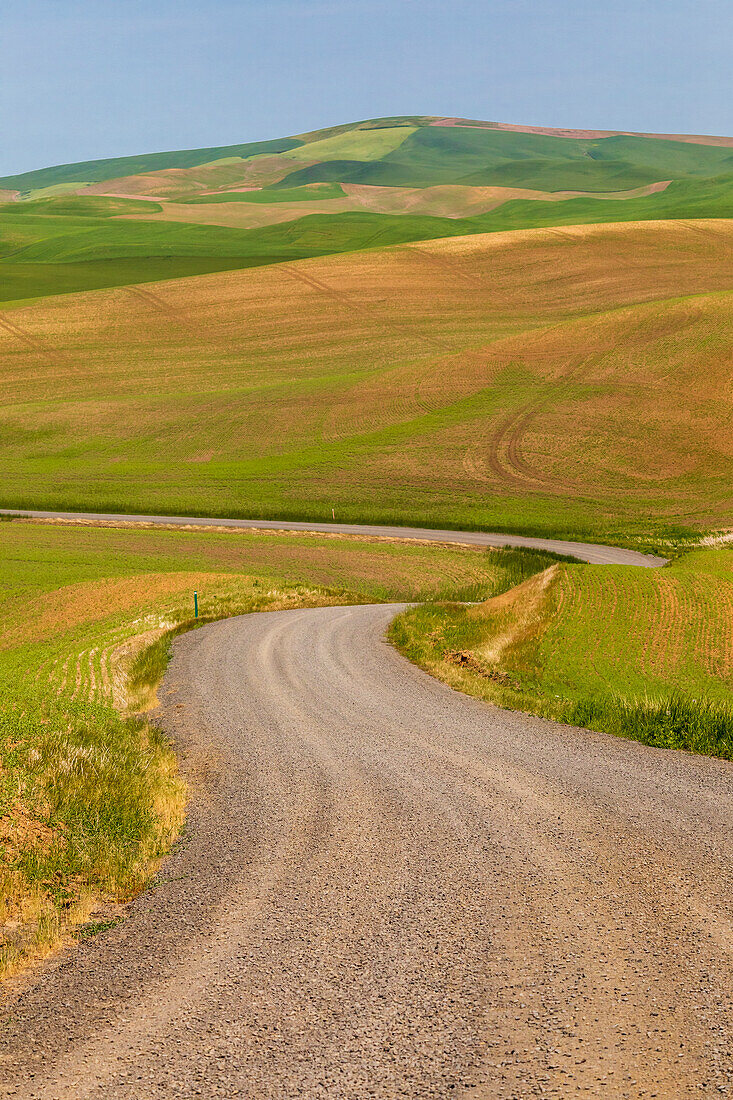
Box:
[2,0,731,175]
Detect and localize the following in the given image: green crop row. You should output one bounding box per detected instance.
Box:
[389,547,733,759]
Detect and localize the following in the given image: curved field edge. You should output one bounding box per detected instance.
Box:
[4,117,733,198]
[0,521,556,982]
[2,172,733,305]
[2,220,732,549]
[2,116,732,309]
[388,547,733,760]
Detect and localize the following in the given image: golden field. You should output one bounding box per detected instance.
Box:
[1,218,732,541]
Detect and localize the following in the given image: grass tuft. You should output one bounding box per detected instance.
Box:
[569,690,733,757]
[486,546,579,587]
[78,916,123,939]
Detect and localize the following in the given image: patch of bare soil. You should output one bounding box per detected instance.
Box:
[431,117,733,147]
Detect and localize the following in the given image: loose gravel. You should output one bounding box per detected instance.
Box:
[1,604,730,1098]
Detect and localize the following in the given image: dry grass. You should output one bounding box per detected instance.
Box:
[108,181,676,231]
[1,219,732,540]
[390,547,733,757]
[121,195,356,230]
[341,181,672,218]
[1,571,235,651]
[465,564,560,668]
[1,520,532,981]
[81,127,415,202]
[83,150,316,201]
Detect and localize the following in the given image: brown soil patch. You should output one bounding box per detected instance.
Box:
[431,117,733,148]
[112,180,674,230]
[344,181,671,218]
[0,313,67,366]
[84,151,315,202]
[0,806,61,861]
[2,572,232,651]
[118,194,354,231]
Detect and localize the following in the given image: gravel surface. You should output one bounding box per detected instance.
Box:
[0,509,666,566]
[1,603,730,1098]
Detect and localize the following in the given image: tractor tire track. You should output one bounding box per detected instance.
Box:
[0,313,68,366]
[280,264,452,352]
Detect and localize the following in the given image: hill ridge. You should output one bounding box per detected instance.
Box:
[3,114,733,196]
[1,116,731,305]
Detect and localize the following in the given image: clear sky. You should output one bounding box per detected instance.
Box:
[3,0,732,176]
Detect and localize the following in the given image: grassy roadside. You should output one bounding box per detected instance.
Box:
[389,548,733,759]
[0,520,554,980]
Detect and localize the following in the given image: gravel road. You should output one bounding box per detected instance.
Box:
[2,604,730,1098]
[0,508,666,566]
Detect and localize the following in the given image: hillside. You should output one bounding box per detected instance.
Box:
[390,545,733,757]
[2,116,733,302]
[2,218,732,543]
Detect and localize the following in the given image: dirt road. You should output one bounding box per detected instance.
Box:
[0,508,666,566]
[2,604,730,1098]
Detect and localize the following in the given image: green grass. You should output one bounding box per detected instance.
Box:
[126,629,179,701]
[2,171,731,305]
[465,545,580,582]
[568,691,733,757]
[274,125,733,190]
[283,124,416,164]
[0,212,316,263]
[0,520,527,610]
[0,196,164,217]
[181,183,347,204]
[0,209,333,300]
[0,519,541,976]
[78,917,123,938]
[3,113,732,979]
[2,521,730,985]
[0,209,442,301]
[2,116,732,304]
[462,173,733,229]
[0,137,303,195]
[0,257,266,302]
[2,220,731,546]
[389,546,733,758]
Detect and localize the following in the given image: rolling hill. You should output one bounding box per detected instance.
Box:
[2,116,733,988]
[2,115,733,303]
[2,218,732,543]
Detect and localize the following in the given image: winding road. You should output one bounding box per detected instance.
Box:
[2,604,731,1098]
[0,508,666,566]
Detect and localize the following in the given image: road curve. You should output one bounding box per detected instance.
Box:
[2,604,730,1098]
[0,507,666,566]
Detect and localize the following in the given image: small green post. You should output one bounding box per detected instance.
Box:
[194,591,198,619]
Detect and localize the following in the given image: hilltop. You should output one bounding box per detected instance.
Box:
[1,115,732,302]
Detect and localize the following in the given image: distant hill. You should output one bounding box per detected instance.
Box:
[4,116,733,197]
[1,116,732,302]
